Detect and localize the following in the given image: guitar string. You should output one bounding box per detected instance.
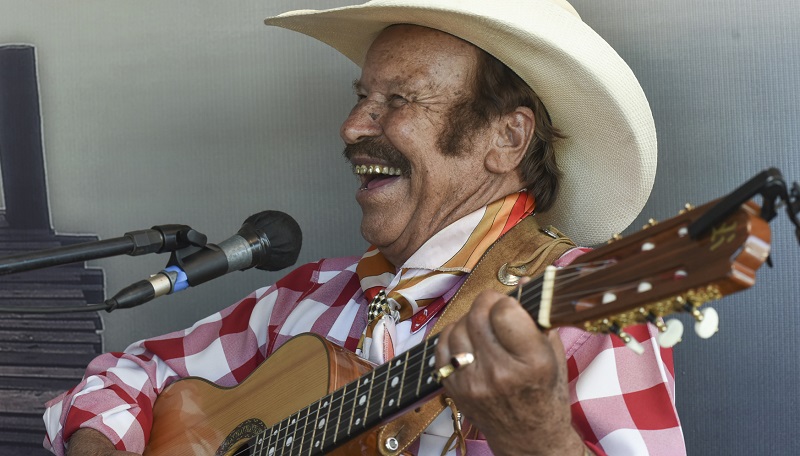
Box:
[229,265,596,456]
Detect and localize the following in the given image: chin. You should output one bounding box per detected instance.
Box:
[360,218,399,251]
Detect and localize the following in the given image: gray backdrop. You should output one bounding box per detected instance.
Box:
[1,1,798,454]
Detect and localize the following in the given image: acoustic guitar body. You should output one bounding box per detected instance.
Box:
[144,334,378,456]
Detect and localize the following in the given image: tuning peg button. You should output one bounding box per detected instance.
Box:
[613,329,645,355]
[656,319,684,348]
[693,307,719,339]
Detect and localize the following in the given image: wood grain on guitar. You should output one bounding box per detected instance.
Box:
[143,198,773,456]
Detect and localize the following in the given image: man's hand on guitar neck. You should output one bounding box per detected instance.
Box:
[67,428,140,456]
[435,290,586,456]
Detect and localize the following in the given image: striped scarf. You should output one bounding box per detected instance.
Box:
[355,191,535,364]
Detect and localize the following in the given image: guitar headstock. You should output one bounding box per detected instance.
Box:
[546,200,771,350]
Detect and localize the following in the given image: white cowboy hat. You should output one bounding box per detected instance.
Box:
[265,0,656,246]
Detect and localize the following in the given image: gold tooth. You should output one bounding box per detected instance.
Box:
[354,164,404,175]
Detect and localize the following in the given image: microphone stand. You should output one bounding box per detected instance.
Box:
[0,225,209,314]
[0,224,208,276]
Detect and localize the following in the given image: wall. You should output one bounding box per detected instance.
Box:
[1,1,797,454]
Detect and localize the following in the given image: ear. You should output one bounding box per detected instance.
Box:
[484,106,535,175]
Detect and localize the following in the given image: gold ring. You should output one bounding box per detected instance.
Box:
[434,352,475,382]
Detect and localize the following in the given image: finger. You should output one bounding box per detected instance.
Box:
[547,329,568,374]
[434,319,480,386]
[489,294,546,357]
[464,290,517,357]
[446,313,476,355]
[434,323,455,369]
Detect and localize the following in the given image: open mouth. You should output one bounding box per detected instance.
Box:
[354,164,403,190]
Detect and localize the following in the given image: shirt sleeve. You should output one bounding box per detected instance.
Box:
[41,261,323,455]
[557,247,685,455]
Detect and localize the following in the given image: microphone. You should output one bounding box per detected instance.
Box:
[106,210,302,311]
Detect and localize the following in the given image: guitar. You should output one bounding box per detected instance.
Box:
[142,198,771,456]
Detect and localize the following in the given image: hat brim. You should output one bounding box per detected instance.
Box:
[265,0,656,246]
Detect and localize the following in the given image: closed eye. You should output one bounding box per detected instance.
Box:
[388,94,408,107]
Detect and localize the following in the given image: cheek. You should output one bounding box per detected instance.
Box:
[386,105,443,141]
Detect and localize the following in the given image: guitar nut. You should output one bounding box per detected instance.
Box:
[385,437,400,451]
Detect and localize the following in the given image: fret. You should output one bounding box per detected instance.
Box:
[416,338,431,397]
[321,388,343,449]
[285,411,301,455]
[345,375,359,437]
[253,431,266,456]
[421,337,440,393]
[383,356,405,415]
[265,427,276,456]
[364,363,388,427]
[362,369,377,429]
[307,398,324,455]
[276,413,290,455]
[396,350,411,406]
[313,394,333,454]
[264,421,279,456]
[399,349,422,406]
[379,358,392,418]
[332,382,350,443]
[346,372,371,436]
[296,401,311,455]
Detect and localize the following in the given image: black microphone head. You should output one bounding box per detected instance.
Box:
[239,210,302,271]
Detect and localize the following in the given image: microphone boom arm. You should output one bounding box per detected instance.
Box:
[0,224,208,276]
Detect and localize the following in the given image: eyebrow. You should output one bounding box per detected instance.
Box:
[351,78,417,95]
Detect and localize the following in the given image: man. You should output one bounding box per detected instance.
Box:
[44,0,684,454]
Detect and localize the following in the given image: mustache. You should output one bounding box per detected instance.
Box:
[342,138,412,176]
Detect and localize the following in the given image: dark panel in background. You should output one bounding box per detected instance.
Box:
[0,45,50,230]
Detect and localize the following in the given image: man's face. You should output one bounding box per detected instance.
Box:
[341,25,520,266]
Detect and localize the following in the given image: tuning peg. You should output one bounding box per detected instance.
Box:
[642,218,658,229]
[690,306,719,339]
[607,233,623,244]
[679,203,695,215]
[610,327,645,355]
[655,319,684,348]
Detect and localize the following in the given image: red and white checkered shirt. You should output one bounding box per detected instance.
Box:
[43,251,685,455]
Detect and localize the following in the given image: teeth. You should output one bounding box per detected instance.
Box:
[354,165,401,176]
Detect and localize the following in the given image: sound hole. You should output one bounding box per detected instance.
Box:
[216,418,267,456]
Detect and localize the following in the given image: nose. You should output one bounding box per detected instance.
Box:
[340,100,383,144]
